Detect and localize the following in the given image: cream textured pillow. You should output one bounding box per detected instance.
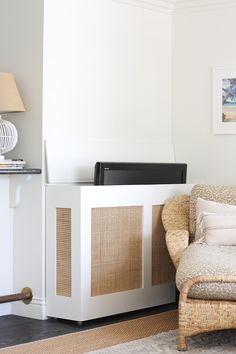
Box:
[197,213,236,245]
[195,197,236,241]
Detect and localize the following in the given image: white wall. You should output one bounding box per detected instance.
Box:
[172,6,236,185]
[0,178,12,316]
[0,0,45,318]
[3,0,235,320]
[1,0,235,321]
[43,0,173,182]
[0,0,172,319]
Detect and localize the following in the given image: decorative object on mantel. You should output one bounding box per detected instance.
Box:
[0,72,25,159]
[0,158,26,169]
[0,168,41,175]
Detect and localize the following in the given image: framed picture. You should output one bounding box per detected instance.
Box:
[213,66,236,134]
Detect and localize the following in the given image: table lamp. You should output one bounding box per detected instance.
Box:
[0,72,25,160]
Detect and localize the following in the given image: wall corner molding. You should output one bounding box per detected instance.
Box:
[113,0,236,14]
[174,0,236,13]
[112,0,174,14]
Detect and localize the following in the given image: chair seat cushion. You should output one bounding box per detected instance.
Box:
[176,243,236,300]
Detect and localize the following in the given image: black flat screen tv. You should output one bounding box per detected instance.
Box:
[94,162,187,185]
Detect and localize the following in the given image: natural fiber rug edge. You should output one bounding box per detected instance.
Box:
[0,310,178,354]
[86,328,236,354]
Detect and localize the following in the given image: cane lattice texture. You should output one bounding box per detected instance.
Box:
[56,208,72,297]
[91,206,142,296]
[161,185,236,351]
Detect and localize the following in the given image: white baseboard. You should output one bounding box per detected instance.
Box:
[11,297,47,320]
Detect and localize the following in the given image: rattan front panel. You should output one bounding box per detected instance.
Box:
[91,206,143,296]
[152,205,175,285]
[56,208,72,297]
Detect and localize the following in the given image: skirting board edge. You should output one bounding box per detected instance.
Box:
[11,297,47,320]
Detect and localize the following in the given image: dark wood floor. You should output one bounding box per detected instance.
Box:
[0,303,177,349]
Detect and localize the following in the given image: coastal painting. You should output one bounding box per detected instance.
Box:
[222,78,236,122]
[213,67,236,134]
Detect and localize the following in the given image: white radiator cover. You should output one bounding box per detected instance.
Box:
[46,183,193,322]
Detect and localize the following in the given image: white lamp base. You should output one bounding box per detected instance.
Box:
[0,115,18,157]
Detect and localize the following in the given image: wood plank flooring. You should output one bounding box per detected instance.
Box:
[0,303,177,349]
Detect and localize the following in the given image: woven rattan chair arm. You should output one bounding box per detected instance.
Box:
[162,195,190,231]
[166,230,189,269]
[180,275,236,302]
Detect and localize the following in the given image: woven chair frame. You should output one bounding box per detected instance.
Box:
[162,194,236,351]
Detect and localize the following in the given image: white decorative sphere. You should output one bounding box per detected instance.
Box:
[0,118,18,156]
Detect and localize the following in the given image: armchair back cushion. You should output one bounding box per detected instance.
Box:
[189,184,236,236]
[199,213,236,245]
[195,197,236,241]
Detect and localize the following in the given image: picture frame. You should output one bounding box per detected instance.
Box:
[213,66,236,134]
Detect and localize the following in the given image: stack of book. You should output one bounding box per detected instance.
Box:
[0,159,26,169]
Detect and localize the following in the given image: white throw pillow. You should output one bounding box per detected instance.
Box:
[197,213,236,245]
[195,197,236,241]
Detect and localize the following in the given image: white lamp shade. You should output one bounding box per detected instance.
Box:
[0,73,25,113]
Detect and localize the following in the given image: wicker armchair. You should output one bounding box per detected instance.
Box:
[162,184,236,351]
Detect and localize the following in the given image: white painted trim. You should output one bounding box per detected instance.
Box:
[12,297,47,320]
[0,177,12,317]
[175,0,236,13]
[112,0,174,14]
[113,0,236,14]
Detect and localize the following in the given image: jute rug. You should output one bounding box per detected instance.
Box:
[1,310,235,353]
[88,329,236,353]
[0,310,178,353]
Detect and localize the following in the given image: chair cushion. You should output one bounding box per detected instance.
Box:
[197,213,236,245]
[176,243,236,300]
[195,197,236,241]
[189,184,236,236]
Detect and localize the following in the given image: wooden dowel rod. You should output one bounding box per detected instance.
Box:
[0,293,26,304]
[0,287,32,305]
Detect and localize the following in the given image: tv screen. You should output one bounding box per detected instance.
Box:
[94,162,187,185]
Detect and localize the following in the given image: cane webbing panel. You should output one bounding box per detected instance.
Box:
[152,205,175,285]
[56,208,72,297]
[91,206,143,296]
